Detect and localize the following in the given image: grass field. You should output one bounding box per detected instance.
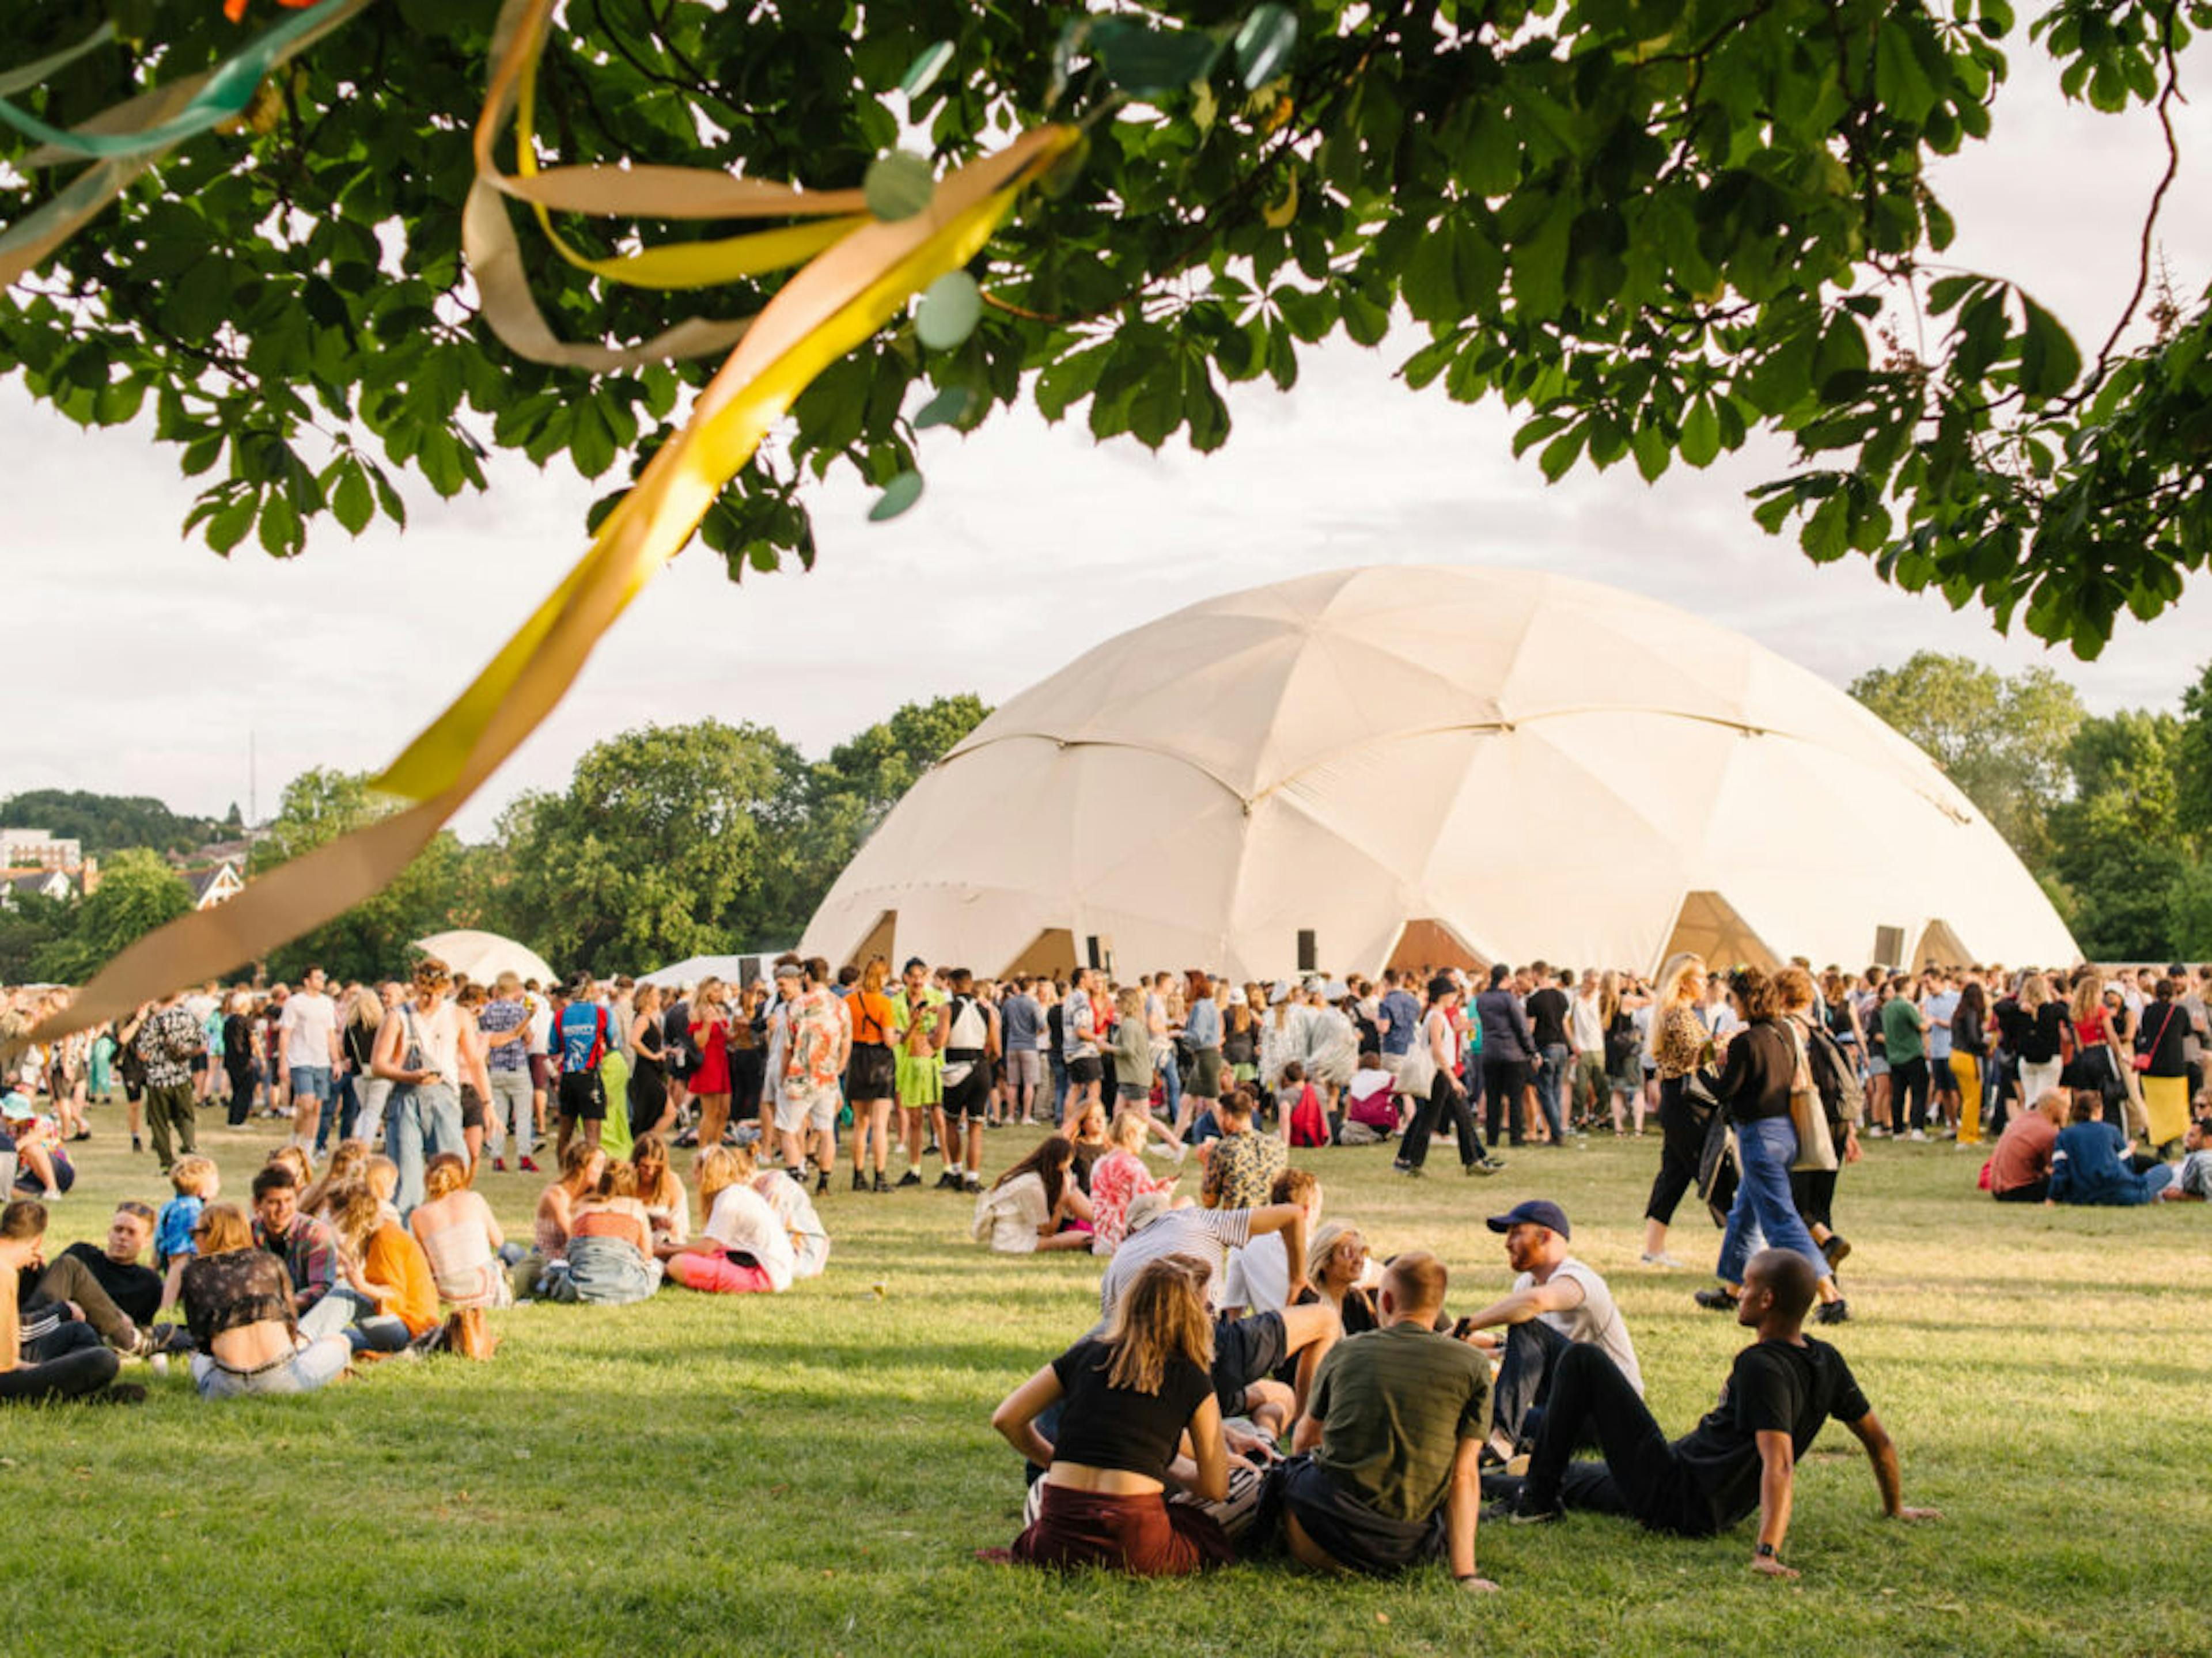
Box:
[3,1104,2204,1658]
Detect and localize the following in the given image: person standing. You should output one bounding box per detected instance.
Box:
[480,973,536,1172]
[1060,966,1105,1121]
[1475,965,1538,1150]
[685,977,734,1158]
[372,959,465,1218]
[1640,953,1710,1269]
[1881,974,1931,1140]
[937,968,998,1194]
[555,974,615,1160]
[134,990,204,1176]
[1525,967,1573,1145]
[1177,972,1221,1148]
[1393,976,1502,1178]
[1376,970,1422,1103]
[277,966,341,1154]
[844,959,900,1192]
[1569,970,1607,1134]
[221,992,258,1129]
[1000,976,1045,1128]
[1922,971,1960,1136]
[1950,980,1990,1147]
[779,959,849,1196]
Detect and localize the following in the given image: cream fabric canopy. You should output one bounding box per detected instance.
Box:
[799,566,2080,981]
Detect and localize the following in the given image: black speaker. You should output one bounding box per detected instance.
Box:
[1086,935,1102,970]
[1297,929,1317,973]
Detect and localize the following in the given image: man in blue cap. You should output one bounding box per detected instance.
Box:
[1456,1200,1641,1460]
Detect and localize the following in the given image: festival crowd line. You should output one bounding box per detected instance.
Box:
[5,948,2206,1585]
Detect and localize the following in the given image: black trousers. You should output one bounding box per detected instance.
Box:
[1892,1056,1931,1130]
[1789,1167,1839,1232]
[226,1061,256,1125]
[1516,1344,1714,1534]
[1396,1072,1486,1170]
[1483,1058,1531,1146]
[0,1319,118,1403]
[1643,1078,1706,1226]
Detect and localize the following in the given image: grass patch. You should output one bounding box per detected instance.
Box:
[3,1110,2203,1656]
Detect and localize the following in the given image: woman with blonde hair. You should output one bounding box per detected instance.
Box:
[665,1144,794,1293]
[408,1153,513,1310]
[1292,1220,1376,1334]
[372,957,465,1216]
[562,1160,662,1305]
[1639,952,1711,1269]
[2016,970,2067,1109]
[1110,984,1154,1107]
[991,1256,1231,1573]
[630,1133,688,1250]
[300,1140,370,1223]
[687,978,734,1158]
[1087,1107,1177,1255]
[327,1183,434,1353]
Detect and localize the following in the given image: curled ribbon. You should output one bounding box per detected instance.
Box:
[29,120,1076,1043]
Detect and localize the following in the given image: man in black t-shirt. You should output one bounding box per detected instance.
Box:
[1525,969,1573,1145]
[1501,1249,1939,1576]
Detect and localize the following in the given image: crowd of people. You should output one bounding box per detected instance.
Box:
[6,942,2202,1587]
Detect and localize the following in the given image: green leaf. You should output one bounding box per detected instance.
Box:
[1233,5,1298,86]
[257,493,300,556]
[915,271,983,351]
[1874,22,1938,124]
[1801,493,1850,562]
[914,386,974,430]
[1537,423,1586,482]
[204,494,256,556]
[1088,17,1222,97]
[900,40,956,100]
[331,461,373,535]
[869,471,925,522]
[2017,294,2081,399]
[865,152,935,222]
[1631,424,1670,483]
[570,400,616,480]
[1680,396,1721,468]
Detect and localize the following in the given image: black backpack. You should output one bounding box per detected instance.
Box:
[1804,1023,1864,1125]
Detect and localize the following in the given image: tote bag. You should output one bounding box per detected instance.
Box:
[1787,1020,1838,1173]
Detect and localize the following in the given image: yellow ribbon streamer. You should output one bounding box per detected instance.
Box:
[29,123,1075,1044]
[464,0,874,367]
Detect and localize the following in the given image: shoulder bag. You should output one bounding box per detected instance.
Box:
[1786,1019,1838,1172]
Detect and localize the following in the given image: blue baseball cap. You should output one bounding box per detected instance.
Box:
[1486,1200,1569,1239]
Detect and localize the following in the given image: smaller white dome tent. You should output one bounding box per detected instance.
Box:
[800,567,2078,981]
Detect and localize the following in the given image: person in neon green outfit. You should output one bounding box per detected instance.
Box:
[892,959,947,1189]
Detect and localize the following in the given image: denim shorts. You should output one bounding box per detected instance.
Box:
[288,1066,335,1104]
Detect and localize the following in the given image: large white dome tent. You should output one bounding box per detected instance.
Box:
[798,566,2078,981]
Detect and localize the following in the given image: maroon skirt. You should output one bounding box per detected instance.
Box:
[1010,1483,1233,1576]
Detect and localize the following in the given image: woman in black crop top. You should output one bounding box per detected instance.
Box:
[178,1203,351,1400]
[990,1257,1232,1574]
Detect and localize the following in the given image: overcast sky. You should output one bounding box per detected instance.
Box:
[7,43,2212,841]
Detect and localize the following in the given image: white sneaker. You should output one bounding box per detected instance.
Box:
[1910,1129,1927,1142]
[1639,1251,1688,1269]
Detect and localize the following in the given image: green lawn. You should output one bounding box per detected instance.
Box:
[4,1106,2203,1657]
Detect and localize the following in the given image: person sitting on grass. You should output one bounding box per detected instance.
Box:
[1338,1051,1402,1144]
[750,1163,830,1281]
[664,1145,794,1295]
[2048,1092,2175,1206]
[58,1201,166,1335]
[1222,1169,1322,1319]
[974,1135,1096,1254]
[991,1256,1234,1574]
[1499,1249,1940,1576]
[19,1197,177,1359]
[180,1202,351,1399]
[560,1160,664,1306]
[1277,1250,1497,1591]
[327,1183,435,1355]
[1,1200,141,1406]
[2,1090,70,1200]
[1454,1200,1641,1461]
[1291,1221,1378,1337]
[1987,1087,2070,1203]
[630,1135,689,1253]
[1088,1108,1178,1257]
[251,1164,350,1342]
[2158,1115,2212,1201]
[410,1153,516,1309]
[1200,1088,1286,1212]
[1099,1189,1332,1447]
[511,1140,607,1297]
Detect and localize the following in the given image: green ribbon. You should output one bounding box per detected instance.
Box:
[0,21,115,98]
[0,5,344,160]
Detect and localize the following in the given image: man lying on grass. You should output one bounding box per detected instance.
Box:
[1495,1247,1939,1576]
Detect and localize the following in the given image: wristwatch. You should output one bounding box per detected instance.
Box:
[1755,1542,1778,1560]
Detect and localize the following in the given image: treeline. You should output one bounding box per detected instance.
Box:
[1850,652,2212,961]
[0,695,988,985]
[0,789,240,857]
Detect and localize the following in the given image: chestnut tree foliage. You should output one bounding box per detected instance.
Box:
[3,0,2210,654]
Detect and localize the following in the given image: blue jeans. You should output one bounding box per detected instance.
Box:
[297,1286,373,1344]
[1155,1046,1183,1122]
[388,1081,464,1219]
[191,1335,350,1398]
[1717,1116,1833,1287]
[1535,1044,1569,1140]
[1050,1053,1069,1125]
[320,1071,362,1155]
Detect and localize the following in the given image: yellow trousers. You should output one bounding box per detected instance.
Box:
[1955,1055,1982,1145]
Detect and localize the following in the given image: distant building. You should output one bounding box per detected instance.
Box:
[183,860,245,910]
[0,829,81,871]
[0,868,73,909]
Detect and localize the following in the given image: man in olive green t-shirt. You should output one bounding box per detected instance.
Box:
[1881,982,1931,1139]
[1281,1251,1498,1591]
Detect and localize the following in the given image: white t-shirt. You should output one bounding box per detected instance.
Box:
[1518,1257,1642,1395]
[525,994,554,1056]
[279,992,338,1069]
[1223,1232,1291,1316]
[704,1183,796,1292]
[752,1172,829,1278]
[1569,991,1604,1052]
